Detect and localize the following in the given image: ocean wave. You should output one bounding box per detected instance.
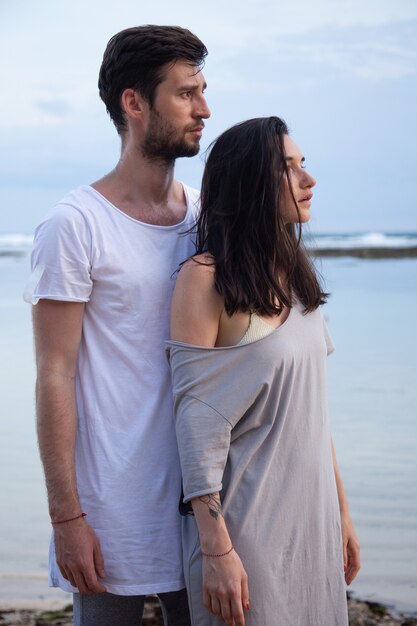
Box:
[1,231,417,258]
[309,231,417,249]
[0,234,33,257]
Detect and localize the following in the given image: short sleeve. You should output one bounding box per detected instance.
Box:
[167,341,265,502]
[323,316,335,356]
[174,393,232,502]
[23,204,93,304]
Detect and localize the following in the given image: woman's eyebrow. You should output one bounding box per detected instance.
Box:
[285,156,305,164]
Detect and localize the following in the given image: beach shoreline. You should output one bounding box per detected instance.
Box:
[2,241,417,262]
[310,246,417,258]
[0,596,416,626]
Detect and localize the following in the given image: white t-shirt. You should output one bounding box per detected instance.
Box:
[25,184,200,595]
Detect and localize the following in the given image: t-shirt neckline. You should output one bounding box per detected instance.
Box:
[83,182,194,230]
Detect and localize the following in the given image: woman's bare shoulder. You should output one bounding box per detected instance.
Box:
[180,253,215,274]
[175,254,216,291]
[171,254,222,345]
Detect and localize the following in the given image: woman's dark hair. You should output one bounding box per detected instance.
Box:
[98,25,207,134]
[195,116,327,315]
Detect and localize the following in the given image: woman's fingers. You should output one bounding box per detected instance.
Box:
[230,593,246,626]
[210,595,222,618]
[341,514,361,585]
[205,586,246,625]
[345,540,361,585]
[203,587,211,612]
[220,597,234,625]
[241,572,250,611]
[343,541,348,571]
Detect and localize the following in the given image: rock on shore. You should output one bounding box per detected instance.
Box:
[309,246,417,259]
[0,595,416,626]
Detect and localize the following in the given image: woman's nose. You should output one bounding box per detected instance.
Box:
[303,171,316,188]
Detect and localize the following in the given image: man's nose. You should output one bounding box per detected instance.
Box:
[195,96,211,119]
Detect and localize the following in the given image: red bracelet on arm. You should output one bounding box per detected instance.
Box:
[51,512,87,525]
[201,545,234,558]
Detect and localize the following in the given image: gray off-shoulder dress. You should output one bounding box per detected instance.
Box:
[166,302,348,626]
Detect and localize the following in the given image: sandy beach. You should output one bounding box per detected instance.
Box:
[1,595,416,626]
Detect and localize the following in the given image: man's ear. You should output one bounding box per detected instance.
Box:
[121,88,146,120]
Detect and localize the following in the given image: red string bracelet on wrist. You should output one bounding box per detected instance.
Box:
[201,545,234,558]
[51,512,87,525]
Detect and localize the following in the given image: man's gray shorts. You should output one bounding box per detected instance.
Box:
[73,588,191,626]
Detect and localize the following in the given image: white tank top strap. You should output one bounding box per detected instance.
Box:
[237,312,276,345]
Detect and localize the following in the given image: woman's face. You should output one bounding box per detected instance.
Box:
[280,134,316,224]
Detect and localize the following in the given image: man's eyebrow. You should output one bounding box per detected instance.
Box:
[177,81,207,91]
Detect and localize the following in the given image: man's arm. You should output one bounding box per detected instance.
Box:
[33,299,106,594]
[331,441,361,585]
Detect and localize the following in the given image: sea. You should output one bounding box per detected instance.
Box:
[0,231,416,614]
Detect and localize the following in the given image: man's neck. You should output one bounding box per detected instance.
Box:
[91,146,187,226]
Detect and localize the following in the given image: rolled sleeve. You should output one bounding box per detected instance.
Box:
[173,394,232,503]
[24,204,93,304]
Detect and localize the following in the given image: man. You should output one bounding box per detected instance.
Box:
[26,25,210,625]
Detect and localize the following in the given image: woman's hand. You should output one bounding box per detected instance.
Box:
[341,513,361,585]
[331,441,361,585]
[203,549,250,626]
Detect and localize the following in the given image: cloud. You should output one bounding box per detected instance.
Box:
[207,18,417,87]
[297,42,417,81]
[197,0,417,55]
[1,0,417,233]
[35,98,72,116]
[9,99,75,129]
[297,20,417,81]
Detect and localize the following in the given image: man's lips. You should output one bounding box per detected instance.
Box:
[188,124,204,135]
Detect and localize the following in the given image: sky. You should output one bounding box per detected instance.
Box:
[1,0,416,233]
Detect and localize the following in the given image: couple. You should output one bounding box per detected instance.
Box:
[28,25,360,626]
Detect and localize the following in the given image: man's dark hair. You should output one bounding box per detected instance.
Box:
[195,117,327,316]
[98,25,208,134]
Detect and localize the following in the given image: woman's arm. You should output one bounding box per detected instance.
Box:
[171,259,250,626]
[191,494,250,626]
[331,441,361,585]
[171,257,222,346]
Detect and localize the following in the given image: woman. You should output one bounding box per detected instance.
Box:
[166,117,360,626]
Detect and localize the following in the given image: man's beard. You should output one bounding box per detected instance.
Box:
[141,108,200,163]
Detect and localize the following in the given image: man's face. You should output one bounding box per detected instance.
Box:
[141,60,210,162]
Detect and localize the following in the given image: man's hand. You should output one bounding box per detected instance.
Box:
[54,518,106,594]
[203,550,250,626]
